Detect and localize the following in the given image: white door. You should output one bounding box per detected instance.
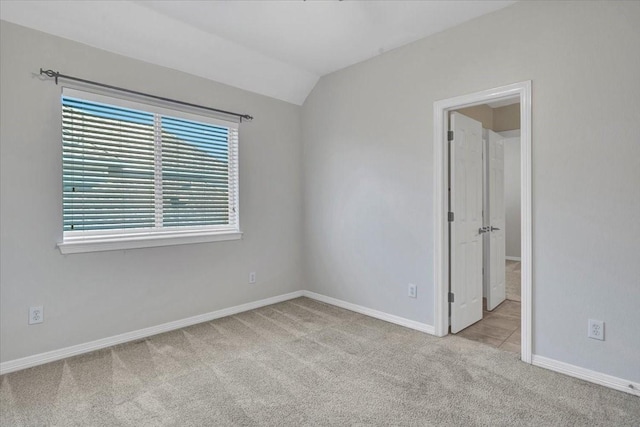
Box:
[486,130,506,311]
[450,112,483,333]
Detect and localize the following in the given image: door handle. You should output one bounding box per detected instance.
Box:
[490,226,501,232]
[479,226,490,234]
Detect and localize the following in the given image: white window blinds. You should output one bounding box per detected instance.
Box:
[62,88,239,241]
[161,116,238,228]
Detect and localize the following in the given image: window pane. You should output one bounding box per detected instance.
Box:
[161,115,230,228]
[62,97,156,232]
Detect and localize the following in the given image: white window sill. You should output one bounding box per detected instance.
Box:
[58,230,243,254]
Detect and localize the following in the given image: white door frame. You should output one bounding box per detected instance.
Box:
[433,81,532,363]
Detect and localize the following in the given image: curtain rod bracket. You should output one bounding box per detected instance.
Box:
[38,67,253,122]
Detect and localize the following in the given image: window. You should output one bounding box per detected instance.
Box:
[59,88,240,254]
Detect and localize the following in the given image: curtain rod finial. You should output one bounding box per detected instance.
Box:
[40,68,60,84]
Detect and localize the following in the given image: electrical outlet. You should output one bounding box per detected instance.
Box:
[408,283,417,298]
[249,272,256,284]
[29,306,44,325]
[588,319,604,341]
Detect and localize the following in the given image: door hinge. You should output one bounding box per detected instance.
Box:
[448,212,454,222]
[448,292,455,303]
[447,130,454,141]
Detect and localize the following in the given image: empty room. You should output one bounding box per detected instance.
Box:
[0,1,639,425]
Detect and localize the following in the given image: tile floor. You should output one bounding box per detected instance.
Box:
[505,260,521,302]
[457,299,521,354]
[456,261,522,354]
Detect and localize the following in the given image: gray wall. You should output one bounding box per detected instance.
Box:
[503,136,521,259]
[302,1,640,381]
[0,21,303,362]
[2,2,639,384]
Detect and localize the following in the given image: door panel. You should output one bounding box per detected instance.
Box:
[450,112,483,333]
[487,130,506,310]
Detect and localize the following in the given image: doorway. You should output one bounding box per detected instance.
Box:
[450,104,521,353]
[432,81,532,363]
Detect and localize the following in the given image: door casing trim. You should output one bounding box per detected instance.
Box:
[433,81,532,363]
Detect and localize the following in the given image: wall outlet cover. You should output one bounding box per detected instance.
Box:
[408,283,417,298]
[588,319,604,341]
[29,306,44,325]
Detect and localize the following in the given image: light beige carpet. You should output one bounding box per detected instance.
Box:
[506,260,521,302]
[1,298,638,426]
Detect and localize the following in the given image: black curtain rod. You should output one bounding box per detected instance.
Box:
[39,68,253,122]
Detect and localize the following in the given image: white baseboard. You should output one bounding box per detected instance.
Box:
[5,291,637,399]
[1,290,434,375]
[531,355,639,396]
[0,291,304,375]
[505,256,521,261]
[302,290,435,335]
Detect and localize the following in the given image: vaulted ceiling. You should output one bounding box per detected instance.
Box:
[0,1,514,105]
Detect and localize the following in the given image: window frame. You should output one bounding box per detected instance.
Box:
[57,87,242,254]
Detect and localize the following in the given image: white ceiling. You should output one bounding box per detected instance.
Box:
[0,0,514,105]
